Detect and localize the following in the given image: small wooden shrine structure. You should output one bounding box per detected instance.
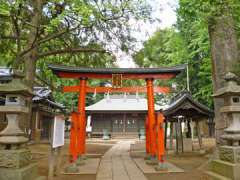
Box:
[31,87,65,142]
[163,91,214,153]
[48,64,185,167]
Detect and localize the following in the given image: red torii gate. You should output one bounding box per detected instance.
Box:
[48,64,185,164]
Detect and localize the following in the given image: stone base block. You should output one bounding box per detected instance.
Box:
[102,135,110,140]
[205,171,231,180]
[145,158,159,166]
[139,135,145,140]
[63,158,100,175]
[143,154,151,160]
[0,163,45,180]
[209,159,240,180]
[219,146,240,163]
[199,149,206,154]
[0,149,31,168]
[154,163,168,172]
[64,163,79,173]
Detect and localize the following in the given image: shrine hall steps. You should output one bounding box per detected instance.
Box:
[111,133,139,139]
[91,132,139,139]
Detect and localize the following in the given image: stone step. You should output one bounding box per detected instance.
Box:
[205,171,231,180]
[111,136,138,139]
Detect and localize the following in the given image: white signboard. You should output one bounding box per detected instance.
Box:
[52,115,65,148]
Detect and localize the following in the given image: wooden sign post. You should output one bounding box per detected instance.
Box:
[48,115,65,180]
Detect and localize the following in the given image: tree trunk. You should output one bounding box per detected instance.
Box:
[208,13,240,144]
[23,0,42,135]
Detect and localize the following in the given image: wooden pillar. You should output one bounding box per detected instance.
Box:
[175,122,178,154]
[146,78,157,157]
[77,78,87,156]
[55,147,62,176]
[48,147,62,179]
[175,119,183,153]
[175,119,183,152]
[180,120,184,153]
[169,121,174,150]
[186,120,192,138]
[48,147,55,180]
[196,121,203,150]
[164,121,168,149]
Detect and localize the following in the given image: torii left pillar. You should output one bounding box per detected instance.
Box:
[76,78,87,164]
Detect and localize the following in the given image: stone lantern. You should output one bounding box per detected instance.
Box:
[0,77,45,180]
[207,72,240,180]
[214,73,240,145]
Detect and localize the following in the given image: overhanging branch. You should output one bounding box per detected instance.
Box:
[38,48,106,58]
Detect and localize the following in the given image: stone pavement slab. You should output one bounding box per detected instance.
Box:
[96,140,148,180]
[133,158,184,174]
[62,158,100,175]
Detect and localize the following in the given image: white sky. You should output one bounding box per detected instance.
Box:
[116,0,178,68]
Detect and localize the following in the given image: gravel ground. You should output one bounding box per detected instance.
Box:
[29,139,114,180]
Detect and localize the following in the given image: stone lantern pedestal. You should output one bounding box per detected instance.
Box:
[0,78,45,180]
[206,73,240,180]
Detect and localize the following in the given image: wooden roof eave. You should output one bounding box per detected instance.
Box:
[86,110,148,114]
[163,93,214,118]
[48,64,186,79]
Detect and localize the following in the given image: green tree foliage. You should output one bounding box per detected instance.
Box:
[133,23,212,107]
[134,28,189,67]
[176,1,213,107]
[134,0,240,108]
[133,28,189,104]
[0,0,153,110]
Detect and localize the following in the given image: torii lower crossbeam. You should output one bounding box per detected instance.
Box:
[63,86,170,93]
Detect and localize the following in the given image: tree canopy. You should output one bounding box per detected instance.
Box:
[133,0,240,108]
[0,0,154,110]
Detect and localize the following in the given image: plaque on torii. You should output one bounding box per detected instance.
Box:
[112,74,122,88]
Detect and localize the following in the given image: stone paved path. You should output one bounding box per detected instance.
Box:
[96,140,148,180]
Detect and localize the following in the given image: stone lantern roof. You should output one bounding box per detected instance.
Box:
[213,73,240,113]
[0,81,33,96]
[213,72,240,98]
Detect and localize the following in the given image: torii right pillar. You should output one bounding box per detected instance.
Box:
[146,78,157,159]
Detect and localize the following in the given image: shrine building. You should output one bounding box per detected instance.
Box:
[86,94,165,138]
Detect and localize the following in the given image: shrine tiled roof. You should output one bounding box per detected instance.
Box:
[0,68,12,77]
[33,87,64,109]
[163,91,214,118]
[86,94,167,112]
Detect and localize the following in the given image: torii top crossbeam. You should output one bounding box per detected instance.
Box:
[48,64,185,79]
